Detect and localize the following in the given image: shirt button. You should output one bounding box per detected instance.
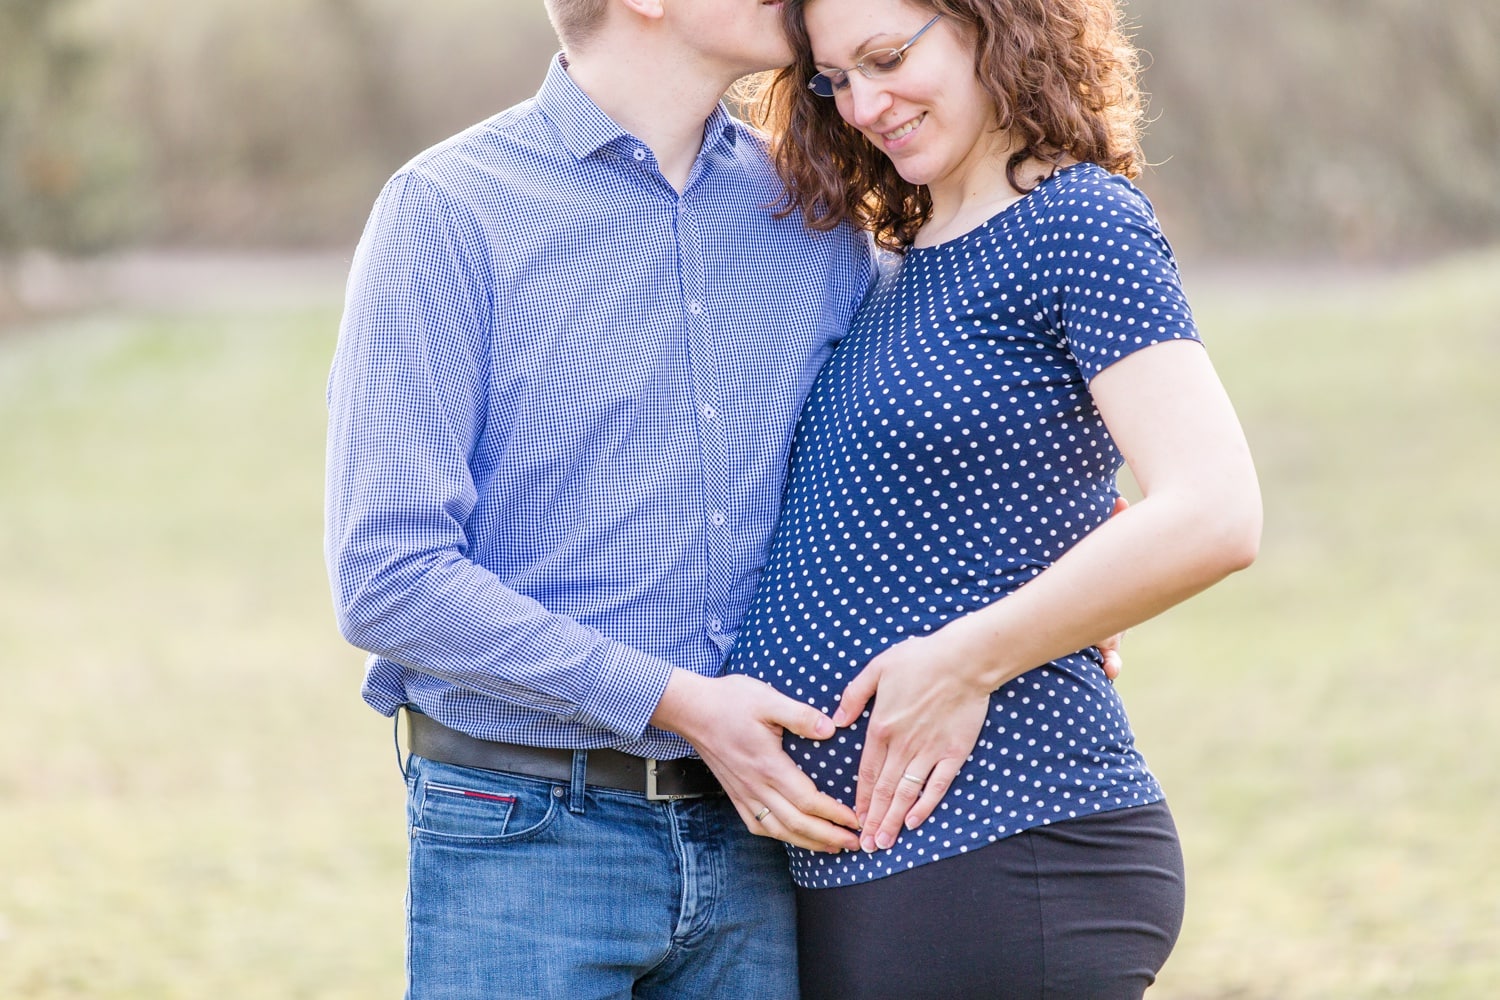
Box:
[709,511,726,527]
[687,300,703,316]
[699,403,717,420]
[708,618,723,632]
[633,148,647,161]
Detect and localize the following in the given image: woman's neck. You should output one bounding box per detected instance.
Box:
[917,144,1071,249]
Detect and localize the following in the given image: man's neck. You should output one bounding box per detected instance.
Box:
[563,39,740,192]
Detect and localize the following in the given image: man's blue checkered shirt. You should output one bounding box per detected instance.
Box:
[325,56,873,759]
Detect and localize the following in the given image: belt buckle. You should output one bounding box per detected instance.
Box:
[645,759,705,801]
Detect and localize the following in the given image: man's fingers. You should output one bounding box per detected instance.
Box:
[720,753,859,851]
[764,691,837,742]
[786,784,860,831]
[770,805,861,853]
[749,783,860,852]
[1098,497,1129,681]
[757,808,860,853]
[1100,645,1122,681]
[763,763,859,832]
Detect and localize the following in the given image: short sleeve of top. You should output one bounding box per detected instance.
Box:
[721,163,1199,888]
[1032,165,1199,380]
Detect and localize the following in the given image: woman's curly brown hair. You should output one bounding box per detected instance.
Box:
[746,0,1145,253]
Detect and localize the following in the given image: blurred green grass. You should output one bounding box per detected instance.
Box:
[1,251,1497,997]
[0,306,403,998]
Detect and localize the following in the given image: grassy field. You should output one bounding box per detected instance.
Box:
[1,250,1497,997]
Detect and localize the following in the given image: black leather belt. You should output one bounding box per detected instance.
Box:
[406,710,723,801]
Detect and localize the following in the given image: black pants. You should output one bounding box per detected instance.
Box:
[796,801,1185,1000]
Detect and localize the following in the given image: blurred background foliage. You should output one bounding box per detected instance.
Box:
[1,0,1498,260]
[0,0,557,254]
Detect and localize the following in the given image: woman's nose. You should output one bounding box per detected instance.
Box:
[842,75,893,130]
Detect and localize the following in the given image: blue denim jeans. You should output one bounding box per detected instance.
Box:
[404,752,798,999]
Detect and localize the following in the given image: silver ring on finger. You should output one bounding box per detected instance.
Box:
[900,772,925,785]
[754,806,771,822]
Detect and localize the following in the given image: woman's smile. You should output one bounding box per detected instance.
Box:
[880,112,925,144]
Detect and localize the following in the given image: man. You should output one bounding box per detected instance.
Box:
[325,0,869,995]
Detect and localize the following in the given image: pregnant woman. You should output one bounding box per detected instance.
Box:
[723,0,1262,996]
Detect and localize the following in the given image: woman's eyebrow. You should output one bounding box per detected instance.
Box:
[817,30,899,66]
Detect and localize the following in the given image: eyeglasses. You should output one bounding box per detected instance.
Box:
[807,14,943,98]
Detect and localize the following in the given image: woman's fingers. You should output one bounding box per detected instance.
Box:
[833,664,879,728]
[852,725,889,829]
[903,757,962,831]
[861,754,937,851]
[840,633,992,850]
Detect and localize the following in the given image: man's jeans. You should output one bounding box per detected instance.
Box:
[404,753,799,999]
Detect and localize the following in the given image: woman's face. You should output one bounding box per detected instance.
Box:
[803,0,1003,197]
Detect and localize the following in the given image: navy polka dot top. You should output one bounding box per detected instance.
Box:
[723,164,1202,887]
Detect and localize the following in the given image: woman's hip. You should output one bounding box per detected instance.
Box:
[795,800,1185,1000]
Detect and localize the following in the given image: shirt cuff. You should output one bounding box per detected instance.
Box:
[570,642,679,742]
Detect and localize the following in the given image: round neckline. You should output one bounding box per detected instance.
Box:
[908,161,1097,255]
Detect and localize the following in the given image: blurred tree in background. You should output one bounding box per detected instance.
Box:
[0,0,138,253]
[1,0,1497,260]
[1130,0,1500,258]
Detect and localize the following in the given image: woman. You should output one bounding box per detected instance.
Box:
[722,0,1262,996]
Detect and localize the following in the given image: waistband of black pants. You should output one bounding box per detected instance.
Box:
[405,709,724,801]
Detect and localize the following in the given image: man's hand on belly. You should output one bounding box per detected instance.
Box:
[651,671,862,854]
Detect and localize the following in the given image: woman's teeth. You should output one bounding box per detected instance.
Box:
[884,115,923,141]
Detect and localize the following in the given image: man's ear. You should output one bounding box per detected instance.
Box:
[616,0,665,21]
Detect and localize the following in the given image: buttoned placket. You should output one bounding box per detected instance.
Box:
[672,153,735,653]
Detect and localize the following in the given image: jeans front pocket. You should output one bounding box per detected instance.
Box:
[410,757,561,844]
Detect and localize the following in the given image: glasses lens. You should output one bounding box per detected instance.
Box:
[807,71,844,97]
[863,49,905,75]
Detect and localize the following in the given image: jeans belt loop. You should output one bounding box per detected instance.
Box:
[568,750,588,813]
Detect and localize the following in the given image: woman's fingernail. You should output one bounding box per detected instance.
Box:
[875,832,893,850]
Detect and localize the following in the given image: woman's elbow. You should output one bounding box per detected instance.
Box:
[1212,489,1263,574]
[1223,520,1261,573]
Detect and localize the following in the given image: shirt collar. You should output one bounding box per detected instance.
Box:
[537,53,739,162]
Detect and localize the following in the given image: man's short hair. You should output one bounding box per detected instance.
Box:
[544,0,611,49]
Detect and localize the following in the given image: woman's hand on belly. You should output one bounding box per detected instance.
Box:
[832,632,993,852]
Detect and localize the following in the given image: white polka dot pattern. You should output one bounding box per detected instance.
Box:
[723,164,1198,887]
